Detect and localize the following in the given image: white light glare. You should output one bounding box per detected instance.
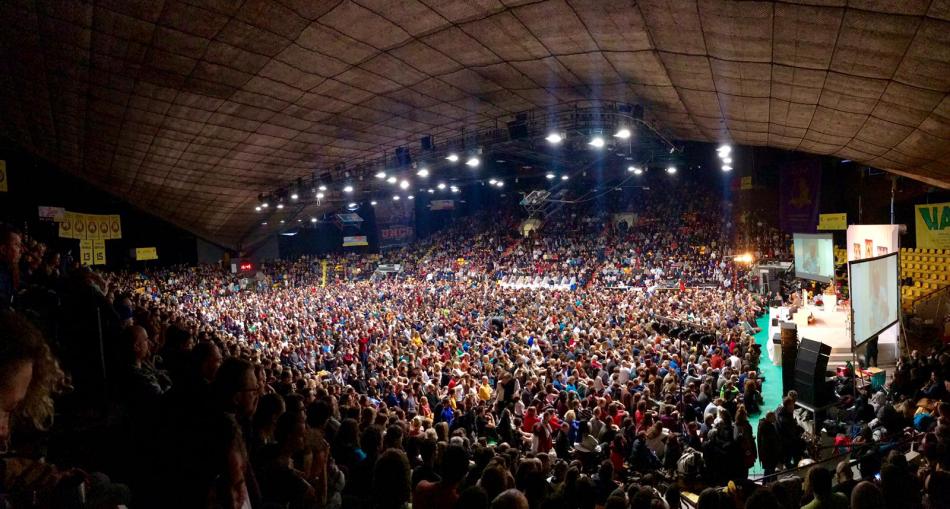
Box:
[375,171,387,179]
[318,185,327,191]
[546,173,555,180]
[408,195,414,200]
[723,157,732,164]
[316,192,325,199]
[262,202,269,208]
[416,168,429,177]
[496,181,504,188]
[428,188,434,194]
[255,206,262,212]
[437,182,447,190]
[348,202,357,208]
[717,145,732,156]
[545,133,563,144]
[614,128,631,139]
[450,186,460,193]
[343,185,354,193]
[588,136,605,148]
[633,167,643,175]
[262,222,268,226]
[399,180,410,189]
[488,179,497,185]
[276,203,284,209]
[310,217,317,223]
[290,193,299,200]
[393,195,400,201]
[666,166,677,174]
[370,201,377,206]
[465,157,480,167]
[446,153,459,162]
[722,165,733,172]
[561,175,569,181]
[387,176,397,184]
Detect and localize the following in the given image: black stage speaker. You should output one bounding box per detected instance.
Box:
[780,323,798,396]
[507,119,529,140]
[420,135,434,151]
[793,338,831,405]
[395,147,411,166]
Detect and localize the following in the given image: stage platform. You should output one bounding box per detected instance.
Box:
[766,305,898,368]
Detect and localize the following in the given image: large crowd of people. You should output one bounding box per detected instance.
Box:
[0,184,947,509]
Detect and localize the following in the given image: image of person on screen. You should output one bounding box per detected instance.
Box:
[803,241,819,275]
[865,262,891,341]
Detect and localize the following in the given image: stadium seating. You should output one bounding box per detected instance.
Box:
[900,247,950,311]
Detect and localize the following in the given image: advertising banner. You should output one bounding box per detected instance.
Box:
[376,199,415,248]
[818,213,847,230]
[779,160,821,233]
[136,247,158,261]
[916,201,950,250]
[342,235,368,247]
[430,199,455,211]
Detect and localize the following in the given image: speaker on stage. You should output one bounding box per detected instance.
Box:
[793,338,832,405]
[780,323,798,396]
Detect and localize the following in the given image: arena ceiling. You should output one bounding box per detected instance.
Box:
[0,0,948,248]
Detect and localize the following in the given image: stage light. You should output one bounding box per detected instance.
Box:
[347,202,358,210]
[387,176,397,184]
[545,133,562,144]
[722,165,732,172]
[717,145,731,156]
[614,128,631,139]
[446,153,459,162]
[318,185,327,191]
[255,206,261,212]
[735,253,753,264]
[666,166,677,174]
[408,195,414,200]
[310,217,317,223]
[489,178,497,185]
[316,192,325,199]
[722,157,732,164]
[276,203,284,209]
[561,175,569,180]
[465,156,479,167]
[375,171,387,179]
[588,136,605,148]
[437,182,446,190]
[416,168,429,177]
[393,195,400,201]
[343,185,353,193]
[399,179,409,189]
[370,200,377,206]
[290,193,299,200]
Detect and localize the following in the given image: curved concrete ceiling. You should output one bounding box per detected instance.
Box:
[0,0,948,247]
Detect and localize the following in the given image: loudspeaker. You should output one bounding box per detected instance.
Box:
[507,119,529,140]
[793,338,831,405]
[395,147,411,166]
[420,135,434,151]
[780,323,798,396]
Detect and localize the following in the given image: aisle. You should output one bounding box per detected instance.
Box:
[749,313,784,475]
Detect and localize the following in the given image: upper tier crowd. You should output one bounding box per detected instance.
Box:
[1,185,947,509]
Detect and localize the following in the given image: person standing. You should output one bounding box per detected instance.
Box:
[865,335,879,368]
[757,411,782,477]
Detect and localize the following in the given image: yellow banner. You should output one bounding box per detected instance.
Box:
[740,176,752,190]
[79,240,93,266]
[57,211,122,240]
[135,247,158,261]
[0,160,7,192]
[92,239,106,265]
[818,212,847,230]
[916,202,950,250]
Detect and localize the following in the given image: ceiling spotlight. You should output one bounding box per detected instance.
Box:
[343,185,354,193]
[561,175,569,181]
[666,166,677,174]
[375,171,387,179]
[416,168,429,177]
[279,220,285,224]
[489,178,497,185]
[262,222,268,226]
[465,157,480,167]
[276,203,284,209]
[347,202,358,210]
[255,206,262,212]
[290,193,299,200]
[428,188,434,193]
[316,192,325,199]
[370,200,377,206]
[318,185,327,191]
[450,186,459,193]
[546,173,555,180]
[399,179,410,189]
[717,144,732,156]
[408,195,414,200]
[393,195,400,201]
[310,217,317,223]
[496,181,504,187]
[545,133,563,144]
[261,202,269,208]
[446,153,459,162]
[387,176,397,184]
[627,166,636,173]
[633,167,643,175]
[722,157,732,164]
[722,165,733,172]
[588,136,605,148]
[614,128,631,139]
[437,182,446,190]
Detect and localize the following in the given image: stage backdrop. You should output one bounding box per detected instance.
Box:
[779,160,821,234]
[915,201,950,250]
[846,224,900,350]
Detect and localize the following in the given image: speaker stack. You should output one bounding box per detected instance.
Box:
[793,338,832,405]
[780,323,799,396]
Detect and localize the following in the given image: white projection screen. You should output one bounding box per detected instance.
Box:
[794,233,835,283]
[849,253,899,348]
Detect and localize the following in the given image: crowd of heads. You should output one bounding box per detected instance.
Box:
[0,184,948,509]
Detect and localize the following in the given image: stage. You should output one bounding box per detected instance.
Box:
[766,304,899,368]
